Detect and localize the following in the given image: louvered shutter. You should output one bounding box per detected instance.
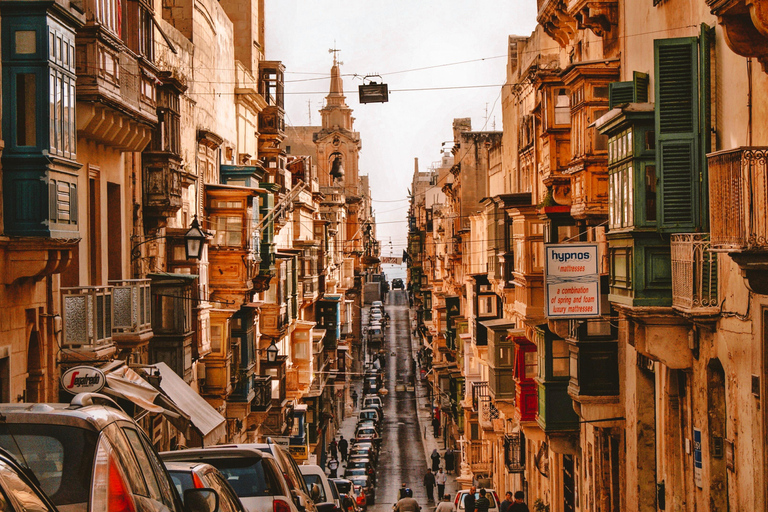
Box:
[609,82,634,108]
[655,37,699,231]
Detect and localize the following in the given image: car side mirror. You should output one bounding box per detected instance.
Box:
[311,483,322,501]
[184,488,219,512]
[293,489,307,512]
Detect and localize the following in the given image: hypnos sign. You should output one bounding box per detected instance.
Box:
[545,244,601,318]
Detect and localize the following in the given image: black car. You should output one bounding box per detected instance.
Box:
[392,278,404,289]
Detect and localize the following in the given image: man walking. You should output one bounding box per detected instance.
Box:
[338,435,349,462]
[432,416,441,437]
[499,492,513,512]
[435,494,455,512]
[463,487,476,512]
[509,491,529,512]
[329,438,338,460]
[435,469,447,501]
[475,489,491,512]
[423,468,436,503]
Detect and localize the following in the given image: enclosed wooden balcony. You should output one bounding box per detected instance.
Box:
[708,147,768,292]
[62,285,116,360]
[671,234,719,316]
[110,279,152,349]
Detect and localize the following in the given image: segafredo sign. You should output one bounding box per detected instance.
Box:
[61,366,106,394]
[545,244,601,318]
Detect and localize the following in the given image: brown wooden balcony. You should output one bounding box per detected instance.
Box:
[62,286,116,359]
[708,147,768,292]
[671,234,719,316]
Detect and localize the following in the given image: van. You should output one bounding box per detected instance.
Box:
[367,327,384,344]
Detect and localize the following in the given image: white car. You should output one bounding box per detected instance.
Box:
[162,445,304,512]
[300,464,340,512]
[455,489,500,511]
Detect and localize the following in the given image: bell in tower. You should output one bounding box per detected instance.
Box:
[330,154,345,182]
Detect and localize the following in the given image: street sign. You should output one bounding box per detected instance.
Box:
[61,366,106,395]
[545,243,601,318]
[693,428,702,488]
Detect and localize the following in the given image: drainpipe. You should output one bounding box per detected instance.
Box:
[747,58,753,146]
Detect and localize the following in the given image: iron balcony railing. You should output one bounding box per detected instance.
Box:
[709,147,768,251]
[471,381,489,412]
[252,375,273,412]
[671,233,719,315]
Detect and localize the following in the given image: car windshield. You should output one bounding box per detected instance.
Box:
[461,493,498,509]
[0,423,97,508]
[302,474,327,502]
[333,480,352,494]
[203,457,274,497]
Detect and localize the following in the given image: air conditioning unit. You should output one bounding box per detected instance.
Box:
[196,362,206,380]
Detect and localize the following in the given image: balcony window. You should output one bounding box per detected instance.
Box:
[212,216,243,246]
[111,279,151,335]
[94,0,120,35]
[609,163,634,229]
[17,73,36,146]
[554,89,570,125]
[551,338,569,377]
[477,294,497,317]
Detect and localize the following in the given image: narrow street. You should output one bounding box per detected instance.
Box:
[368,289,428,512]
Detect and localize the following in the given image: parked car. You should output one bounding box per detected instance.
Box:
[161,445,301,512]
[455,489,500,512]
[370,301,383,309]
[0,446,64,512]
[247,441,317,512]
[329,479,360,512]
[165,461,246,512]
[367,327,384,345]
[0,393,217,512]
[362,396,383,410]
[299,464,340,512]
[357,409,381,425]
[355,420,379,433]
[391,278,404,289]
[348,475,375,507]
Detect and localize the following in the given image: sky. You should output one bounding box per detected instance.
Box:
[265,1,538,280]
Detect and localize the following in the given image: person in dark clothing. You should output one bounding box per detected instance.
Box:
[443,449,455,474]
[329,439,338,459]
[351,389,358,406]
[338,435,349,462]
[475,489,491,512]
[463,487,476,512]
[499,492,513,512]
[432,417,441,437]
[430,449,441,471]
[398,483,408,501]
[509,491,529,512]
[423,469,436,503]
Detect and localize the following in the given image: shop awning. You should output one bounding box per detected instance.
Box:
[152,362,227,446]
[103,364,190,433]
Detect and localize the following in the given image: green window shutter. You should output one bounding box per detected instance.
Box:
[633,72,649,103]
[609,81,634,108]
[655,37,699,231]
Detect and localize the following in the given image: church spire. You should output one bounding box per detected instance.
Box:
[326,47,347,107]
[321,49,353,131]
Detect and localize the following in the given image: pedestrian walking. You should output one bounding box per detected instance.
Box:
[432,416,441,437]
[338,435,348,462]
[435,468,447,500]
[423,468,436,503]
[475,489,491,512]
[435,494,456,512]
[430,449,441,471]
[397,483,408,501]
[464,487,476,512]
[500,492,513,512]
[509,491,529,512]
[329,439,338,459]
[327,457,339,478]
[444,448,455,474]
[351,389,358,406]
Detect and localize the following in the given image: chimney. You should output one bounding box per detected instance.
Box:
[414,158,419,174]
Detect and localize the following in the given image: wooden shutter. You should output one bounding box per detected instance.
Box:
[655,37,699,231]
[608,72,649,108]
